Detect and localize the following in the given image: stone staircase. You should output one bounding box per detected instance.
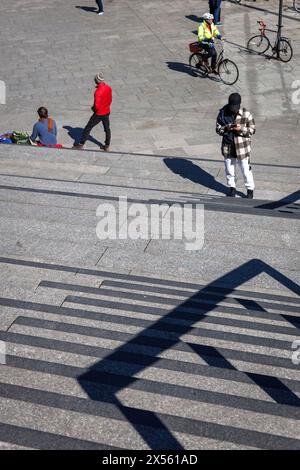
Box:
[0,256,299,449]
[0,144,299,449]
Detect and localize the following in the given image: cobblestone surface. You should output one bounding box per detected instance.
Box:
[0,0,300,166]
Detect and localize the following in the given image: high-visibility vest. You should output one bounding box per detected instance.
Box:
[198,21,220,42]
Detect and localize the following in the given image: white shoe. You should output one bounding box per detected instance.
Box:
[98,12,104,15]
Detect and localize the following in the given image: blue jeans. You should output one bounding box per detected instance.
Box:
[213,0,222,23]
[96,0,104,12]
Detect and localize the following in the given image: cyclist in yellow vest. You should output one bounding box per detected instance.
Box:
[198,12,222,73]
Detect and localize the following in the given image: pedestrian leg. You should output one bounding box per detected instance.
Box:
[224,157,237,188]
[239,157,255,190]
[201,44,212,66]
[211,47,218,69]
[79,114,101,145]
[101,115,111,148]
[96,0,104,13]
[213,6,220,24]
[216,0,222,23]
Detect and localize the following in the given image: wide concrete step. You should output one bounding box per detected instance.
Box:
[0,145,300,204]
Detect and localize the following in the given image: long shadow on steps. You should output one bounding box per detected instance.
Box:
[255,190,300,211]
[164,157,244,197]
[189,343,300,407]
[78,259,300,450]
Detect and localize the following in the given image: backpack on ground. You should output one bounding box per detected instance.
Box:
[11,131,31,145]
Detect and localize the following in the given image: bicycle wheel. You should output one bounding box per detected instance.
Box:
[278,39,293,62]
[294,0,300,12]
[247,35,270,55]
[189,53,201,67]
[189,53,209,76]
[218,59,239,85]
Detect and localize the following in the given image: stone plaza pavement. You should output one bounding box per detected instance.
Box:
[0,0,299,450]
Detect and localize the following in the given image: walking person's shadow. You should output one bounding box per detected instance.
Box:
[63,126,103,148]
[164,157,244,197]
[76,6,98,14]
[185,14,203,23]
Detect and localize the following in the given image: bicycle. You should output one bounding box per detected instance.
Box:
[188,40,239,85]
[247,20,293,62]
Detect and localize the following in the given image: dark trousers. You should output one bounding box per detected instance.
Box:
[209,0,221,23]
[96,0,104,12]
[80,113,111,146]
[202,44,217,69]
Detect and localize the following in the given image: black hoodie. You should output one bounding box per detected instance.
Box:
[216,104,237,144]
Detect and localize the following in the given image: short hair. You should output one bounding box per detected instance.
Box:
[37,106,48,119]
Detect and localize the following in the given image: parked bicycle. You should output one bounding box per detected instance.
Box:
[188,40,239,85]
[247,20,293,62]
[294,0,300,12]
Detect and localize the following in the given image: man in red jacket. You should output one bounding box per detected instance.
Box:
[73,73,112,151]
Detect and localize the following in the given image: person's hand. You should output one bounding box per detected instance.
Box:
[233,124,241,132]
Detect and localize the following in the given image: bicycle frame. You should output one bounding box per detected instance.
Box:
[215,47,225,68]
[257,21,277,37]
[256,20,291,58]
[258,20,267,36]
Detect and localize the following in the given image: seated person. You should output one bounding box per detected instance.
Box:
[198,12,222,73]
[30,107,57,146]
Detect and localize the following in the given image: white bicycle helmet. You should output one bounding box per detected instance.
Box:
[202,12,214,21]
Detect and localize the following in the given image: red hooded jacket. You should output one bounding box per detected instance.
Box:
[94,82,112,116]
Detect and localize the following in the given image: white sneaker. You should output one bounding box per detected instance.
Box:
[98,12,104,15]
